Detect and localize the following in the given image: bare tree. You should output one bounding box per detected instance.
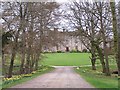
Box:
[117,1,120,76]
[95,2,111,76]
[62,1,114,75]
[1,2,60,77]
[65,2,107,72]
[110,0,119,75]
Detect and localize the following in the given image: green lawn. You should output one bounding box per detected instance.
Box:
[75,65,118,89]
[40,53,91,66]
[40,53,116,66]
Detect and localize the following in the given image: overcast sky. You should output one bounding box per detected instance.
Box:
[1,0,120,2]
[55,0,120,3]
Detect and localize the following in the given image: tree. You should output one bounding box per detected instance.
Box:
[2,31,12,76]
[117,1,120,76]
[1,2,60,77]
[2,2,24,77]
[110,0,119,75]
[65,2,107,73]
[95,2,111,76]
[62,1,114,75]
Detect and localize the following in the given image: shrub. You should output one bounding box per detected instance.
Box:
[70,49,81,53]
[70,49,76,53]
[77,50,81,53]
[57,51,62,53]
[82,49,88,53]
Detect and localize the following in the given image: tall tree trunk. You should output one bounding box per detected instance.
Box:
[117,1,120,77]
[25,10,34,73]
[8,43,17,78]
[91,20,96,70]
[25,32,32,74]
[91,42,96,70]
[25,46,31,74]
[91,53,96,70]
[103,41,111,76]
[20,30,26,74]
[118,25,120,76]
[30,53,35,72]
[100,19,111,76]
[35,38,42,70]
[20,51,25,74]
[110,1,118,70]
[35,53,40,70]
[110,0,120,76]
[2,50,5,76]
[8,29,20,78]
[99,4,110,76]
[118,3,120,88]
[101,29,111,76]
[95,45,106,73]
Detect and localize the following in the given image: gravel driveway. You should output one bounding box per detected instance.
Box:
[11,66,94,88]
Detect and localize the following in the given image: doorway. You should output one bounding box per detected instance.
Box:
[66,47,69,52]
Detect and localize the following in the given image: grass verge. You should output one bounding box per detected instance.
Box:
[75,65,118,90]
[2,66,54,89]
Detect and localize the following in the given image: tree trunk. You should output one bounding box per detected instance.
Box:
[95,45,106,73]
[20,30,26,74]
[2,50,5,76]
[118,1,120,76]
[99,3,111,76]
[35,39,42,71]
[110,1,120,77]
[118,27,120,76]
[103,41,111,76]
[91,42,96,70]
[110,1,118,71]
[8,46,17,78]
[100,17,111,76]
[25,12,34,73]
[25,47,31,74]
[20,51,25,74]
[35,53,40,70]
[91,53,96,70]
[101,29,111,76]
[91,57,96,70]
[8,30,20,78]
[30,53,35,72]
[25,33,32,74]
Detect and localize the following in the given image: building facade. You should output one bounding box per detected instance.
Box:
[42,28,86,52]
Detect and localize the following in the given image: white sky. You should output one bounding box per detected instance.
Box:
[55,0,120,3]
[1,0,120,2]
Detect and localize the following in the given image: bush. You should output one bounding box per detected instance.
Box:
[82,49,88,53]
[77,50,81,53]
[57,51,62,53]
[70,49,81,53]
[70,50,77,53]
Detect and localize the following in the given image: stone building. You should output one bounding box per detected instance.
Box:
[42,28,86,52]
